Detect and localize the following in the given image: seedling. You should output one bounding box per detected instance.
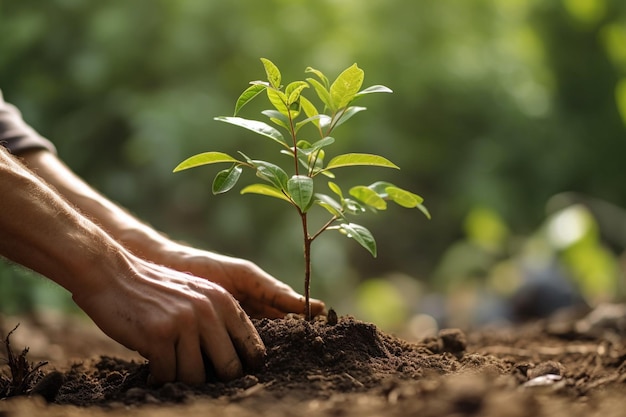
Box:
[174,59,430,320]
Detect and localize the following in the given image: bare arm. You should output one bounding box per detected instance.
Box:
[19,149,325,318]
[0,148,265,384]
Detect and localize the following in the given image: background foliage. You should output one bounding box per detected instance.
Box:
[1,0,626,333]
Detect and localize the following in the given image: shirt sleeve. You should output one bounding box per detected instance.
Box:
[0,90,57,155]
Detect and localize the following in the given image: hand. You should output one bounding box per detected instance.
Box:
[157,244,326,319]
[72,254,265,385]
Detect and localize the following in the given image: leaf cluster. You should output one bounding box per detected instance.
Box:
[174,58,429,257]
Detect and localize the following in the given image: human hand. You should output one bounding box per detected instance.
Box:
[157,245,326,319]
[72,254,265,385]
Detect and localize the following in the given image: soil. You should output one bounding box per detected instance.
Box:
[2,304,626,417]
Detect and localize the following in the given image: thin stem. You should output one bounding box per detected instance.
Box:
[323,107,347,137]
[310,215,338,242]
[287,111,300,176]
[300,210,313,321]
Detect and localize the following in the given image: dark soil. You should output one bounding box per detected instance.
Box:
[2,305,626,417]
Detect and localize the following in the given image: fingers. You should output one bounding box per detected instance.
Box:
[310,298,326,317]
[200,332,243,381]
[175,332,206,385]
[147,345,177,385]
[225,307,266,371]
[256,284,326,318]
[225,261,325,318]
[198,292,264,381]
[241,298,289,319]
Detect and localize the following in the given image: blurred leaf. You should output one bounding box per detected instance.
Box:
[562,0,606,25]
[356,278,408,331]
[464,207,509,252]
[615,78,626,127]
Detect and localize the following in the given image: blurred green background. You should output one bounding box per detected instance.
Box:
[1,0,626,336]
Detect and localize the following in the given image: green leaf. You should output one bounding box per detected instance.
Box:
[287,175,314,212]
[173,152,241,172]
[212,165,242,194]
[324,153,400,171]
[260,58,281,89]
[337,223,377,257]
[417,204,432,219]
[318,114,332,131]
[333,106,367,128]
[241,183,291,203]
[261,110,290,130]
[252,160,289,190]
[349,186,387,210]
[368,181,395,197]
[328,181,344,199]
[330,64,364,110]
[343,198,366,214]
[299,96,319,119]
[286,81,309,105]
[214,116,287,146]
[306,78,332,110]
[369,181,428,213]
[295,114,324,133]
[315,193,344,218]
[267,88,290,116]
[386,186,424,208]
[234,84,267,115]
[299,137,335,155]
[305,66,329,88]
[355,85,393,98]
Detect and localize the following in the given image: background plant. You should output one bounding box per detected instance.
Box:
[174,59,429,319]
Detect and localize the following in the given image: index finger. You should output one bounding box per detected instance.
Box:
[262,285,326,317]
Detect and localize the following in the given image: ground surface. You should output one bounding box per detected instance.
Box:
[1,304,626,417]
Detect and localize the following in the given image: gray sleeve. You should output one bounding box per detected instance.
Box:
[0,90,57,155]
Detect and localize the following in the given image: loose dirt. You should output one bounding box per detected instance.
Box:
[2,304,626,417]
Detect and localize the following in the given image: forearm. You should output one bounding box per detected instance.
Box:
[19,149,173,260]
[0,149,123,297]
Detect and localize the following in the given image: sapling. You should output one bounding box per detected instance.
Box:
[174,58,430,320]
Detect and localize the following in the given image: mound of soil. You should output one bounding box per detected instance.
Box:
[2,306,626,416]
